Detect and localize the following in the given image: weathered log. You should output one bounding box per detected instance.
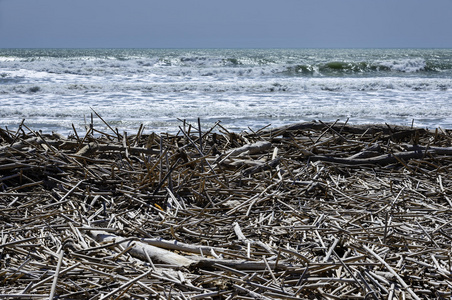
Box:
[225,141,272,157]
[74,142,99,157]
[403,144,452,155]
[0,137,44,152]
[310,150,427,165]
[91,231,289,271]
[259,121,426,136]
[90,230,196,267]
[242,157,281,176]
[141,237,231,255]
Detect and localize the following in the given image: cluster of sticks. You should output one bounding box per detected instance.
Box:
[1,117,452,299]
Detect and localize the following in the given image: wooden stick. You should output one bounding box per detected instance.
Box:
[48,249,64,300]
[99,269,152,300]
[363,245,421,300]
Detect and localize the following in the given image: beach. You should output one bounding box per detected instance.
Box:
[1,119,451,299]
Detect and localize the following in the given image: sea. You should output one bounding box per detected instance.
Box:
[1,48,451,135]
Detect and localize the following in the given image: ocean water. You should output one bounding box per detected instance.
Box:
[1,48,451,134]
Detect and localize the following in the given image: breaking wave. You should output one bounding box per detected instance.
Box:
[1,48,451,78]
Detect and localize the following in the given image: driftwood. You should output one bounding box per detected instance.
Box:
[92,230,290,272]
[310,150,425,165]
[140,237,232,255]
[225,140,272,157]
[262,120,428,136]
[1,118,452,299]
[90,230,196,267]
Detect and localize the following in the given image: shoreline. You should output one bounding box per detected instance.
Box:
[1,119,451,298]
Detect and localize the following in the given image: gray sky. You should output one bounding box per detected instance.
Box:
[1,0,451,48]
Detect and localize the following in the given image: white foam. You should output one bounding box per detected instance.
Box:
[379,58,426,73]
[0,57,19,62]
[2,49,452,134]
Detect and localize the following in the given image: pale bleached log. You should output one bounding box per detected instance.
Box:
[140,237,231,255]
[75,142,98,157]
[91,231,287,271]
[226,141,272,157]
[90,231,196,267]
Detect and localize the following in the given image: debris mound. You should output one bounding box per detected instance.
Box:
[1,119,452,299]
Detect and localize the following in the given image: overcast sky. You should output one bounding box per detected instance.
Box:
[1,0,451,48]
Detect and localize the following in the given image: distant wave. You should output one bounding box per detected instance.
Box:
[2,49,451,78]
[282,58,452,76]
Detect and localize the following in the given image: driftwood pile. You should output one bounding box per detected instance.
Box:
[1,118,452,299]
